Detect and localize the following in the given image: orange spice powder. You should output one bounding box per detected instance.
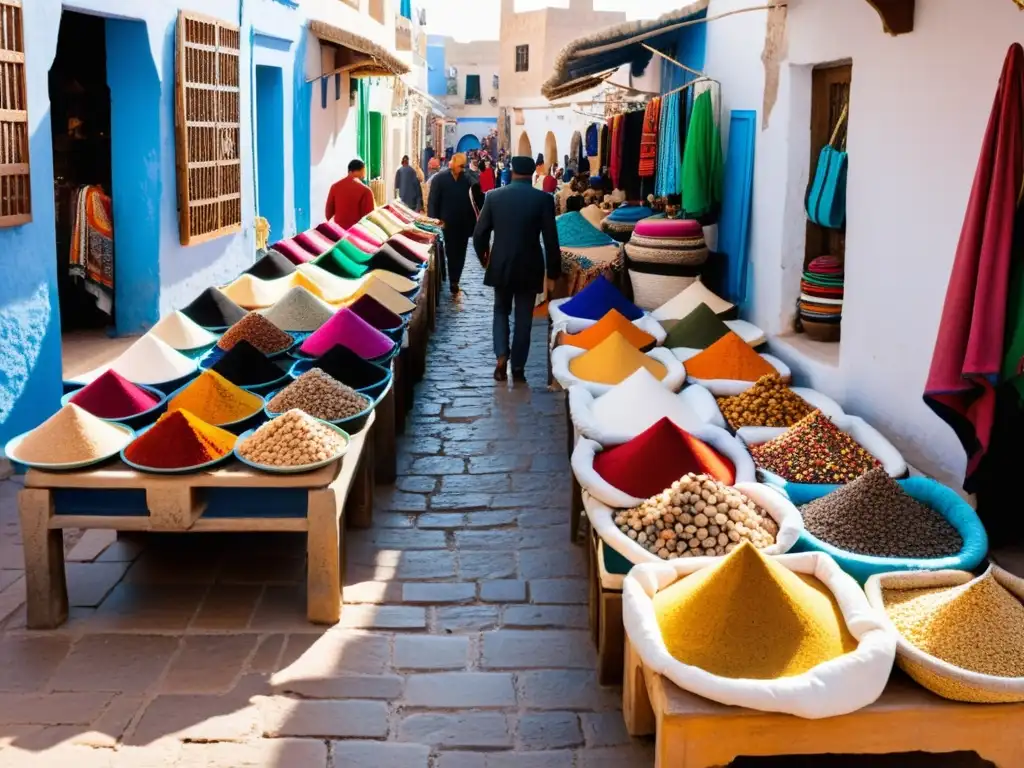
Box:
[563,309,656,351]
[568,331,668,385]
[684,331,776,382]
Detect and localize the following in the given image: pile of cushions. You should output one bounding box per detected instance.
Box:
[798,255,843,342]
[600,204,654,243]
[625,218,709,311]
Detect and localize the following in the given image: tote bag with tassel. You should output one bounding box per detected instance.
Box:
[806,104,849,229]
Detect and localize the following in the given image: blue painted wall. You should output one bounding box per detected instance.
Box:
[255,65,286,237]
[292,32,311,233]
[427,37,447,97]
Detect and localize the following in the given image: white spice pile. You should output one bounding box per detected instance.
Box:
[148,311,219,350]
[91,335,197,385]
[268,368,370,421]
[238,409,348,467]
[13,404,132,464]
[260,286,336,332]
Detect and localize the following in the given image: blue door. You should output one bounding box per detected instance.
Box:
[256,65,285,242]
[456,134,481,153]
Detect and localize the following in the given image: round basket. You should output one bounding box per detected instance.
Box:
[800,317,842,342]
[628,272,698,313]
[865,566,1024,703]
[625,241,708,267]
[633,218,703,239]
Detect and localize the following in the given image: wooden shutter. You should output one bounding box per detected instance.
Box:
[0,0,30,228]
[175,11,241,246]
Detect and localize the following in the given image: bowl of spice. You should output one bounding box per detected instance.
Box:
[179,287,248,333]
[552,331,686,396]
[166,370,267,434]
[147,310,221,360]
[622,544,896,718]
[289,345,392,401]
[265,368,374,434]
[235,409,350,474]
[295,307,397,363]
[205,340,294,395]
[122,410,237,474]
[258,286,336,334]
[785,470,988,583]
[865,566,1024,703]
[673,332,791,396]
[211,313,297,362]
[713,374,845,438]
[5,404,135,471]
[63,370,168,430]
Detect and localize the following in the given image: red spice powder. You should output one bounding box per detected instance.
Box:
[592,417,736,499]
[124,411,217,468]
[70,370,160,419]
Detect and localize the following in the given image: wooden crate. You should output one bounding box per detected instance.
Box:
[589,533,627,686]
[18,414,376,630]
[374,371,398,485]
[623,638,1024,768]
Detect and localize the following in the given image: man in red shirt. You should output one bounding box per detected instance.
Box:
[325,159,375,229]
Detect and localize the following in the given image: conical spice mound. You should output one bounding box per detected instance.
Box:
[568,331,667,385]
[563,309,655,351]
[13,404,131,464]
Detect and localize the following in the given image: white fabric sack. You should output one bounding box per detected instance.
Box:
[733,388,846,443]
[571,429,756,508]
[671,349,792,396]
[741,414,908,481]
[652,281,733,321]
[548,297,667,343]
[725,319,767,347]
[552,345,685,396]
[623,551,897,719]
[584,482,803,564]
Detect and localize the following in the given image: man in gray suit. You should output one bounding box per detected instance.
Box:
[472,156,562,383]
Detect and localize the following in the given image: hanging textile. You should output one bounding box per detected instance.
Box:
[369,111,384,179]
[585,124,598,158]
[400,0,412,19]
[609,114,624,189]
[682,89,723,219]
[600,122,610,172]
[618,109,645,200]
[569,132,582,174]
[638,97,662,179]
[357,81,371,165]
[656,92,681,197]
[69,185,114,316]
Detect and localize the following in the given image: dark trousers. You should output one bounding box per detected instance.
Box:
[445,234,469,289]
[493,288,535,371]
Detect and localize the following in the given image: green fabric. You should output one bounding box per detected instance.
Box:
[682,90,723,219]
[356,81,371,166]
[316,247,370,279]
[1000,204,1024,396]
[369,111,384,179]
[338,238,375,264]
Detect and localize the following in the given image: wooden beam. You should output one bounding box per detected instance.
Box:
[864,0,915,35]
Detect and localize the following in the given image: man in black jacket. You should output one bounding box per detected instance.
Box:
[472,156,561,383]
[427,152,475,296]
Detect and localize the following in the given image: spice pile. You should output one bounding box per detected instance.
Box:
[69,370,160,419]
[352,277,416,315]
[684,331,775,382]
[148,311,219,351]
[124,410,236,469]
[100,336,197,386]
[217,313,293,355]
[589,369,702,436]
[238,409,348,468]
[800,468,963,558]
[267,369,370,421]
[300,345,389,391]
[750,411,881,484]
[563,309,656,351]
[559,275,643,321]
[653,281,734,321]
[653,542,856,679]
[348,293,404,332]
[663,303,730,350]
[245,250,297,279]
[13,404,131,464]
[210,341,288,387]
[180,287,248,328]
[300,307,395,359]
[593,418,735,498]
[168,370,264,425]
[261,286,335,332]
[568,331,667,386]
[613,473,778,559]
[221,274,287,309]
[716,374,815,430]
[883,571,1024,677]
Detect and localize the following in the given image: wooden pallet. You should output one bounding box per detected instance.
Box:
[623,638,1024,768]
[18,414,376,630]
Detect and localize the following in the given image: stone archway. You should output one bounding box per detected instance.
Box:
[517,131,532,157]
[543,131,557,168]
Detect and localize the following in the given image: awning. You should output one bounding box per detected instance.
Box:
[310,20,410,79]
[541,0,709,100]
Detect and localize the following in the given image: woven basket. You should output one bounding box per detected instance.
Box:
[628,272,698,312]
[865,567,1024,703]
[625,240,708,267]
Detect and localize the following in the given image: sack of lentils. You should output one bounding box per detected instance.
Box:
[865,566,1024,703]
[622,546,896,718]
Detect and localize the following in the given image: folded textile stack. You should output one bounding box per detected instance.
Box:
[600,205,654,243]
[625,218,708,311]
[798,256,843,342]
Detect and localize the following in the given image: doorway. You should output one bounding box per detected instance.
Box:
[517,131,532,157]
[50,11,113,333]
[255,65,285,242]
[456,134,480,153]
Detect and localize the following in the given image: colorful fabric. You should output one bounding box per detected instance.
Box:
[655,92,681,198]
[600,123,610,171]
[610,114,624,190]
[556,212,617,248]
[69,185,114,315]
[586,124,599,158]
[682,89,724,219]
[639,97,661,179]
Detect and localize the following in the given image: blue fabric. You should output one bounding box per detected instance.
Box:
[607,205,654,223]
[784,477,989,584]
[807,145,848,228]
[556,212,616,248]
[656,91,681,197]
[399,0,412,18]
[586,124,599,157]
[493,288,536,370]
[560,275,643,322]
[717,109,756,305]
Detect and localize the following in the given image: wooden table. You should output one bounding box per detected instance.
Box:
[589,534,625,685]
[18,414,376,629]
[623,639,1024,768]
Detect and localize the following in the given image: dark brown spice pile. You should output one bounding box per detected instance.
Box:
[217,313,293,355]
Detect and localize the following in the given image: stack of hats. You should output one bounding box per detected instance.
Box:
[625,217,709,311]
[600,204,654,243]
[798,256,844,341]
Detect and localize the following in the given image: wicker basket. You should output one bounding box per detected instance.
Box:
[628,272,698,312]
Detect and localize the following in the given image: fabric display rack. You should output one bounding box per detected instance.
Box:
[10,200,442,630]
[546,275,1020,767]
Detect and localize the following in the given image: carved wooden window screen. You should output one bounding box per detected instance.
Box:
[175,12,241,246]
[0,0,30,228]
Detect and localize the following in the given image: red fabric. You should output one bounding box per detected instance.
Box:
[326,177,375,230]
[610,115,623,190]
[638,97,661,178]
[542,175,558,194]
[592,417,736,499]
[479,168,496,193]
[925,43,1024,477]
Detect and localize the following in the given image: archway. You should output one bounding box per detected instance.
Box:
[517,131,532,157]
[456,133,481,153]
[543,131,557,169]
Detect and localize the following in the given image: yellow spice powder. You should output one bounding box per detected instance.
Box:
[168,370,263,425]
[568,331,668,385]
[653,542,857,679]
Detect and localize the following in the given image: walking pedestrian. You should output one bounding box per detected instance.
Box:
[428,151,476,297]
[325,159,375,229]
[479,159,496,193]
[472,155,562,383]
[394,155,423,211]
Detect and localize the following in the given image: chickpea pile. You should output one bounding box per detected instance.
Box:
[238,409,347,467]
[268,368,370,422]
[716,374,814,430]
[613,473,779,559]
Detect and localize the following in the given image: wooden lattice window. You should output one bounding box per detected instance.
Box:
[175,12,241,246]
[0,0,30,228]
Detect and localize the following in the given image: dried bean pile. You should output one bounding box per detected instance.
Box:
[716,374,814,430]
[238,409,347,467]
[800,468,962,558]
[884,572,1024,677]
[268,368,369,421]
[217,313,293,355]
[750,410,880,484]
[613,473,778,559]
